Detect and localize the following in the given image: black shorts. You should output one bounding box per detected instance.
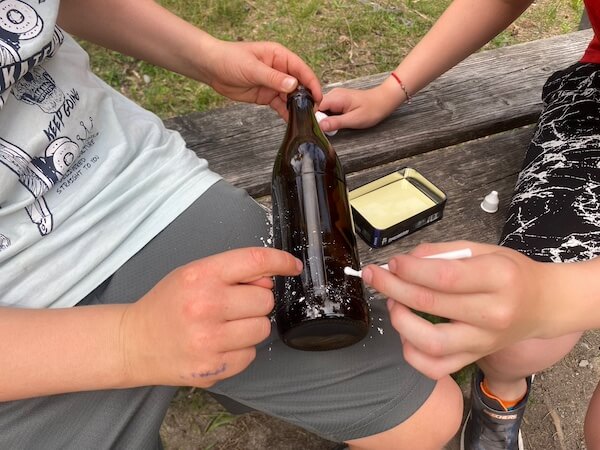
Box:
[500,62,600,262]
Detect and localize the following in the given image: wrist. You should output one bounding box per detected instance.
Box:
[374,77,408,115]
[179,29,222,86]
[115,303,150,388]
[94,303,145,390]
[0,304,142,400]
[390,72,412,104]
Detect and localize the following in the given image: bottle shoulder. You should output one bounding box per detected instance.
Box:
[278,135,336,158]
[276,138,338,169]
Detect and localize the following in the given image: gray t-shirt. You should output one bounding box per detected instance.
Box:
[0,1,220,308]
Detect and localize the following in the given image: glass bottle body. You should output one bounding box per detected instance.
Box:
[271,87,370,351]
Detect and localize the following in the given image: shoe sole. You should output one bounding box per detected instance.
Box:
[459,410,525,450]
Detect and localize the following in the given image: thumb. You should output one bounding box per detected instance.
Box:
[254,63,298,93]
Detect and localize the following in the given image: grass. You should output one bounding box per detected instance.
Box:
[79,0,584,119]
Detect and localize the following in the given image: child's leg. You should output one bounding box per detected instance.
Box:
[484,61,600,395]
[485,61,600,398]
[347,375,462,450]
[585,381,600,449]
[478,332,582,400]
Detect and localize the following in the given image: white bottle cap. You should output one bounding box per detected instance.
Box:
[315,111,338,136]
[480,190,499,213]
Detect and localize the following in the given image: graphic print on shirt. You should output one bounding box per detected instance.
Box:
[10,62,82,143]
[0,232,9,250]
[0,0,43,64]
[0,136,80,235]
[12,65,64,112]
[0,0,63,108]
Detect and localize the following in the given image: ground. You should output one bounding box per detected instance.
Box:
[161,330,600,450]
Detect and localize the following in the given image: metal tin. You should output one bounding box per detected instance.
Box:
[349,168,446,248]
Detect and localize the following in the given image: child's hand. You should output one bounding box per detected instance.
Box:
[120,247,302,388]
[204,40,322,120]
[318,82,401,133]
[361,241,559,379]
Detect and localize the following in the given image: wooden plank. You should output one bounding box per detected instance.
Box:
[165,30,591,198]
[258,125,535,270]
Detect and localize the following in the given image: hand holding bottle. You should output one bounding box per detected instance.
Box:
[360,241,600,380]
[204,40,323,120]
[57,1,322,121]
[119,247,302,388]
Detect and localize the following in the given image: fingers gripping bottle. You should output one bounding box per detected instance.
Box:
[271,86,370,351]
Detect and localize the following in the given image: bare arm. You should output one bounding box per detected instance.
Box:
[388,0,533,105]
[57,0,322,117]
[319,0,533,131]
[57,0,218,85]
[0,248,302,401]
[0,304,129,400]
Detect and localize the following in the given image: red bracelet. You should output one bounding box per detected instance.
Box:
[390,72,412,104]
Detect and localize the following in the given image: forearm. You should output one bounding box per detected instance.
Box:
[57,0,218,85]
[0,304,133,401]
[381,0,533,107]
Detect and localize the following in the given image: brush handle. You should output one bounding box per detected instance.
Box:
[344,248,472,278]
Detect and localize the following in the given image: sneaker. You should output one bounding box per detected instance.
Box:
[460,370,532,450]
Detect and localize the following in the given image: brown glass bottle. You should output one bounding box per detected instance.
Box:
[271,86,370,351]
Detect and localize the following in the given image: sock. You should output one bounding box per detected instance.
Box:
[480,378,526,412]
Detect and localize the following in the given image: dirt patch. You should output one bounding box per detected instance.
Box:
[161,331,600,450]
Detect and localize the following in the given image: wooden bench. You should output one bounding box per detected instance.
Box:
[166,30,592,266]
[163,29,594,450]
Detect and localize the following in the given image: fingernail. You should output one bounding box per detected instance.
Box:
[362,267,373,283]
[282,77,297,91]
[386,298,393,311]
[388,259,397,272]
[295,258,303,272]
[320,120,330,131]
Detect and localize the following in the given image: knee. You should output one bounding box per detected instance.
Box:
[480,332,582,376]
[347,375,463,450]
[432,375,464,446]
[402,375,463,449]
[415,375,464,450]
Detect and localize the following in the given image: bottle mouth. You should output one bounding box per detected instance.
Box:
[287,85,314,108]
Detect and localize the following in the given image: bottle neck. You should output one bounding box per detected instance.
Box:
[288,94,316,135]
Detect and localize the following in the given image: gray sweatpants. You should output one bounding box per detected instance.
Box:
[0,180,435,449]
